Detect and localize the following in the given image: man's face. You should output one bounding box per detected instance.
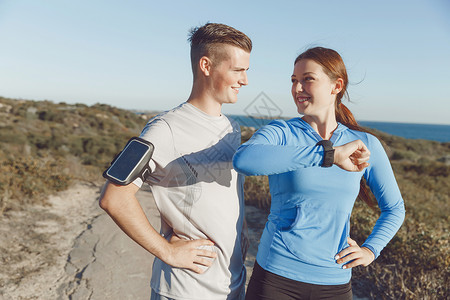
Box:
[207,45,250,105]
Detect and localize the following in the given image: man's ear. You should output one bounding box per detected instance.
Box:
[199,56,212,76]
[332,78,344,95]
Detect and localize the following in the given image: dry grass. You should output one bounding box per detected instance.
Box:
[0,97,150,213]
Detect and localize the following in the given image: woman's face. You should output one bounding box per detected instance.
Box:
[291,59,339,118]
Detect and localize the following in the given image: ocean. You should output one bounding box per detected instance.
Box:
[229,115,450,143]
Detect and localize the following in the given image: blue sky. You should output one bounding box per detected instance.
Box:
[0,0,449,124]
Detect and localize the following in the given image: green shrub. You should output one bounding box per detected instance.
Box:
[244,176,271,209]
[0,97,149,212]
[391,149,420,161]
[0,157,72,210]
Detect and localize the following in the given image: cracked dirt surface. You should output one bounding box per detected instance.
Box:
[57,184,158,300]
[0,182,102,299]
[1,182,158,300]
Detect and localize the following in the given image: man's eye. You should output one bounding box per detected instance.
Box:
[291,78,296,83]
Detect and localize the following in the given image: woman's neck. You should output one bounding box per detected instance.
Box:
[302,114,338,140]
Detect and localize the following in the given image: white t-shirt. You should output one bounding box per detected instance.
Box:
[134,102,247,300]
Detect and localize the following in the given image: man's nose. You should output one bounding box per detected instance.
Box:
[239,72,248,86]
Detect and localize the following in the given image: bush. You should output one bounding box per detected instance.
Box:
[0,157,72,211]
[244,176,271,209]
[391,149,420,161]
[0,97,150,212]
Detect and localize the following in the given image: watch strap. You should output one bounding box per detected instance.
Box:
[316,140,335,167]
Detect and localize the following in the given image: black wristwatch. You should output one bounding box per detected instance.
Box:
[316,140,335,167]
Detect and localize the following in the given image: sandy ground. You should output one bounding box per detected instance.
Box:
[0,182,369,300]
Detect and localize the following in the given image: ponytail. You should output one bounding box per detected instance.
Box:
[336,102,364,132]
[336,103,375,208]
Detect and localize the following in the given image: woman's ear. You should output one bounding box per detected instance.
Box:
[332,78,344,95]
[199,56,212,76]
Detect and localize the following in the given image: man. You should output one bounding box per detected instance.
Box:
[99,23,252,300]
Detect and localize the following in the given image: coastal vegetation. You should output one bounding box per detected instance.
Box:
[0,97,149,213]
[1,97,448,299]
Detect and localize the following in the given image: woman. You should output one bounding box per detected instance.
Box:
[233,47,405,299]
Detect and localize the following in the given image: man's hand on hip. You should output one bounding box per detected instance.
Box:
[164,235,217,274]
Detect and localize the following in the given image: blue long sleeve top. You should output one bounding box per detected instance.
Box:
[233,118,405,285]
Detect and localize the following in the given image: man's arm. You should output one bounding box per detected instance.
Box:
[99,181,217,274]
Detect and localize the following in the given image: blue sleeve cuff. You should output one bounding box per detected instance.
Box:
[361,243,379,259]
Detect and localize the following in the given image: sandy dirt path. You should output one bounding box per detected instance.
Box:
[57,184,159,299]
[1,182,104,299]
[1,182,160,300]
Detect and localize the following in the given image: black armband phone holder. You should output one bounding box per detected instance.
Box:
[316,140,335,168]
[103,137,154,186]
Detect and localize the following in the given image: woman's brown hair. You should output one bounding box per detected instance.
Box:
[295,47,374,207]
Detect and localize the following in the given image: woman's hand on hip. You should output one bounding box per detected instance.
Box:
[335,237,375,269]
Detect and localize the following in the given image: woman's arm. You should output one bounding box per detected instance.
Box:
[360,135,406,258]
[233,120,326,176]
[233,120,371,176]
[335,134,405,268]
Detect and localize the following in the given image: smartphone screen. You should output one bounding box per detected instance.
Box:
[106,140,151,182]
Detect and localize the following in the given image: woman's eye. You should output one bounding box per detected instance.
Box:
[305,77,314,81]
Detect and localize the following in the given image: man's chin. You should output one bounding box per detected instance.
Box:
[226,97,238,104]
[220,100,237,105]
